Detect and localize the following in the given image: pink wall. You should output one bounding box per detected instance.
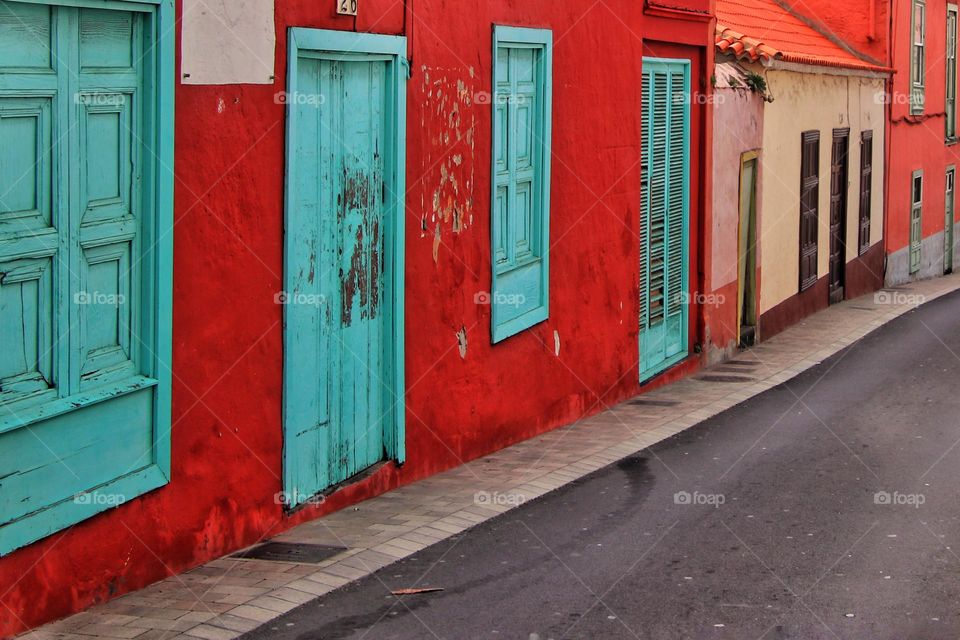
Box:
[705,73,764,359]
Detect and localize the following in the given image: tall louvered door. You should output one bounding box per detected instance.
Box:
[639,59,690,381]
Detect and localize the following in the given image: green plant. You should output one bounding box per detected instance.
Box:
[745,71,767,94]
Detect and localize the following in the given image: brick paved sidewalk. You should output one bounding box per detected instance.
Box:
[18,273,960,640]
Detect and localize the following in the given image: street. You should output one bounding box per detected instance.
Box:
[243,291,960,640]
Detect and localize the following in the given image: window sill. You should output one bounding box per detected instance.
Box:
[0,375,159,435]
[947,137,959,146]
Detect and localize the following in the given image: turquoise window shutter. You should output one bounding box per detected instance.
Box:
[639,59,690,381]
[0,0,174,556]
[490,26,552,343]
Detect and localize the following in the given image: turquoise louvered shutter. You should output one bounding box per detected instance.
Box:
[639,59,690,381]
[491,27,552,343]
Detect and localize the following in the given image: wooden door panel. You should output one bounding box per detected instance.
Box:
[284,49,393,505]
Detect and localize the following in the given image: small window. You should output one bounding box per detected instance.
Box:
[912,0,927,114]
[799,131,820,291]
[859,131,874,255]
[490,26,553,343]
[911,171,924,273]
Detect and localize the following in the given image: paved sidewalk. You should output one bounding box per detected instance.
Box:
[19,274,960,640]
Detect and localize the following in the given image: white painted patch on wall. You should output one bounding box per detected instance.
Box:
[181,0,276,85]
[554,330,561,357]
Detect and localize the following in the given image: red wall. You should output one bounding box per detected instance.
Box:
[887,0,960,255]
[787,0,888,64]
[0,2,712,635]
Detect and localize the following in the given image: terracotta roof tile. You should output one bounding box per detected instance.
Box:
[715,0,891,73]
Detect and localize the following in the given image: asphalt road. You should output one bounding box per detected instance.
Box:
[244,291,960,640]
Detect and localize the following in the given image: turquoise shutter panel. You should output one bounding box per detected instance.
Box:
[664,70,687,355]
[0,0,174,556]
[491,27,552,343]
[639,59,690,381]
[639,71,651,333]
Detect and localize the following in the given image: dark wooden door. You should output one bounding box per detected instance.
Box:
[828,129,849,304]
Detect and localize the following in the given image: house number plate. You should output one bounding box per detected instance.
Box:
[337,0,358,15]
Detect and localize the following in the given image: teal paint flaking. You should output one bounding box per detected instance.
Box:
[282,28,407,508]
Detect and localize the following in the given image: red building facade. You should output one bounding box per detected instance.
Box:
[0,0,717,634]
[883,0,960,282]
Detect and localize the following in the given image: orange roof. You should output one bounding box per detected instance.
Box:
[715,0,890,73]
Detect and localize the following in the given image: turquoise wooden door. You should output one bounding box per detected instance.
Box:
[283,30,407,507]
[639,59,690,381]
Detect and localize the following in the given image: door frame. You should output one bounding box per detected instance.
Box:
[946,165,955,274]
[282,28,408,502]
[737,150,760,347]
[911,169,924,274]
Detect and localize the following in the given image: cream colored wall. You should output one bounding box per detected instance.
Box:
[757,68,886,314]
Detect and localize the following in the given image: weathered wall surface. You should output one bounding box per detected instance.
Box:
[0,1,711,635]
[886,0,960,285]
[758,68,885,313]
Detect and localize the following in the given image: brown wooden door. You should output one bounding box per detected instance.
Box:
[828,129,849,304]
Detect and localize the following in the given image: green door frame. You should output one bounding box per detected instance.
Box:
[738,150,759,346]
[282,28,407,503]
